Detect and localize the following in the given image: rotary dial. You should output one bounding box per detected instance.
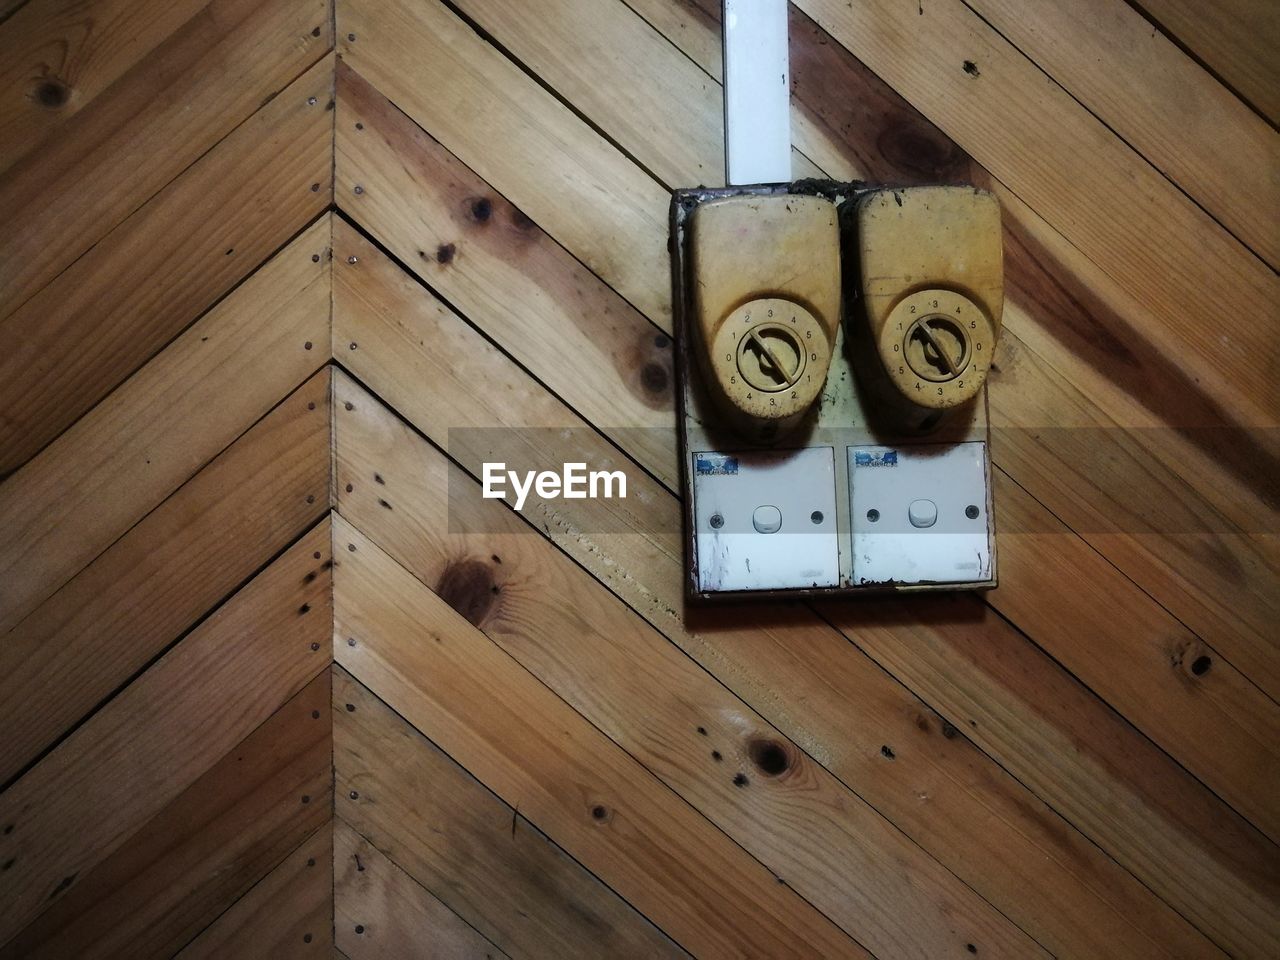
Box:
[880,288,994,409]
[737,322,806,391]
[904,314,970,382]
[709,297,831,423]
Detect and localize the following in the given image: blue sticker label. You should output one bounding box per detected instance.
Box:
[695,454,739,475]
[853,450,898,468]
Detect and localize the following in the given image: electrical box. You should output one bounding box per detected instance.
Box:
[672,182,1003,599]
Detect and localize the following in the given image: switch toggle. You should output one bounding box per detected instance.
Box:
[908,499,938,528]
[753,504,783,534]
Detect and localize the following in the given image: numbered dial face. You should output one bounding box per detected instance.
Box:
[737,322,807,390]
[711,297,831,422]
[904,315,969,381]
[881,288,994,409]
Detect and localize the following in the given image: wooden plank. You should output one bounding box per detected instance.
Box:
[0,0,330,317]
[780,4,1280,710]
[335,63,1280,839]
[0,521,332,946]
[993,470,1280,841]
[455,0,718,189]
[178,824,333,960]
[448,0,1280,683]
[0,0,29,25]
[428,0,1280,794]
[0,369,330,787]
[815,596,1280,960]
[333,515,870,959]
[334,669,679,959]
[628,0,1279,265]
[334,374,1047,959]
[962,0,1278,264]
[1139,0,1280,122]
[0,214,331,635]
[448,0,824,186]
[334,819,510,960]
[339,17,1278,694]
[0,673,332,960]
[337,0,670,324]
[0,57,333,477]
[794,0,1280,418]
[0,0,209,174]
[336,63,676,488]
[330,222,1269,958]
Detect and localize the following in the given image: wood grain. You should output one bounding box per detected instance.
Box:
[0,0,330,318]
[0,521,333,947]
[448,0,819,185]
[0,0,207,173]
[452,0,1280,696]
[403,0,1280,788]
[334,819,510,960]
[334,667,682,959]
[334,55,1280,844]
[963,0,1278,264]
[334,515,870,959]
[0,215,331,635]
[0,57,333,476]
[795,0,1279,418]
[816,593,1280,960]
[779,4,1280,717]
[0,370,330,787]
[1138,0,1280,121]
[0,673,332,959]
[336,63,676,486]
[337,0,671,323]
[331,221,1266,958]
[178,825,333,960]
[334,372,1048,959]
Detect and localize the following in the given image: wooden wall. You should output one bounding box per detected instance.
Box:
[0,0,1276,957]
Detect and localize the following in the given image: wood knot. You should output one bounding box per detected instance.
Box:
[511,208,536,231]
[436,242,456,264]
[468,196,492,222]
[35,79,70,108]
[436,558,500,626]
[640,361,669,395]
[876,122,967,182]
[747,738,791,777]
[1172,640,1214,680]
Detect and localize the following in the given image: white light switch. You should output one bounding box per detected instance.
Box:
[908,499,938,528]
[693,447,839,592]
[752,505,783,533]
[849,442,991,585]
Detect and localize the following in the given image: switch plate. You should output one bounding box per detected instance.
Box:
[692,446,839,593]
[849,441,992,585]
[671,181,998,598]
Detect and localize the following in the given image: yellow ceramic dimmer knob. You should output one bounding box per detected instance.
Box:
[855,186,1003,411]
[688,194,842,437]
